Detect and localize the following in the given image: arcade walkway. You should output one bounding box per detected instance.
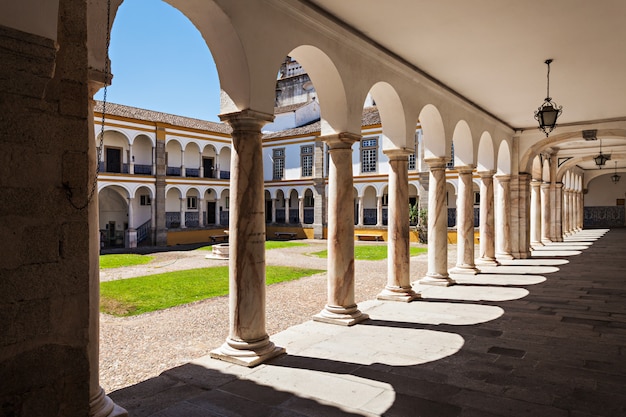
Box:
[110,229,626,417]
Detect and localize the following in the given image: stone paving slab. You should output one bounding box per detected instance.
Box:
[111,228,626,416]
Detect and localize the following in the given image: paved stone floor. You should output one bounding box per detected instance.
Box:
[110,229,626,417]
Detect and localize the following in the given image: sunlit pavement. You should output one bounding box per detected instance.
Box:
[111,228,626,417]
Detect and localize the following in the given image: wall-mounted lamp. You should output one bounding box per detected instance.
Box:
[594,140,610,169]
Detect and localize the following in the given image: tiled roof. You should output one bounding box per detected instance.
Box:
[94,101,232,134]
[94,102,382,139]
[274,102,308,114]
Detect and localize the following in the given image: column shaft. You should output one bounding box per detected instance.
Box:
[451,167,479,274]
[530,180,543,246]
[476,171,499,265]
[377,149,418,301]
[540,182,551,243]
[418,158,455,286]
[210,110,284,366]
[314,133,368,325]
[495,175,513,260]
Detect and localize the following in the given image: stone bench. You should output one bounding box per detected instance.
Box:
[210,234,229,243]
[274,232,297,240]
[356,234,383,241]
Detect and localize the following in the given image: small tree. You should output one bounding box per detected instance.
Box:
[417,207,428,244]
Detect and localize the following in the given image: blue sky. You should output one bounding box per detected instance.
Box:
[94,0,221,121]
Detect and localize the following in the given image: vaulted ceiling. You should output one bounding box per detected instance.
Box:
[307,0,626,173]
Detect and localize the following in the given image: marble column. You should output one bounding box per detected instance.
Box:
[152,146,156,176]
[476,171,499,265]
[178,149,185,177]
[418,157,455,286]
[570,189,577,232]
[314,132,368,325]
[577,190,583,230]
[377,149,419,302]
[540,181,551,244]
[494,174,514,260]
[299,197,304,224]
[88,82,128,417]
[215,198,221,226]
[530,179,543,247]
[179,197,186,229]
[198,197,205,227]
[376,195,383,226]
[563,188,571,236]
[271,198,277,223]
[357,196,364,227]
[210,109,284,366]
[554,183,563,242]
[285,198,290,223]
[125,197,137,248]
[128,143,134,174]
[451,166,479,274]
[199,151,204,178]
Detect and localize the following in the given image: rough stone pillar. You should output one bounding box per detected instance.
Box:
[152,146,156,175]
[540,181,551,244]
[155,127,167,246]
[494,174,514,260]
[451,166,479,274]
[179,197,186,229]
[271,198,277,223]
[530,179,543,247]
[376,195,383,226]
[554,183,563,241]
[476,171,499,265]
[210,109,284,366]
[418,158,455,286]
[377,149,418,301]
[314,133,368,325]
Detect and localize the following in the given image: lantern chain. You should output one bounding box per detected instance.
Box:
[65,0,111,210]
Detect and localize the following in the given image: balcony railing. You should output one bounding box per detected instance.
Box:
[134,164,152,175]
[303,208,314,224]
[186,168,200,178]
[166,212,181,228]
[166,166,181,176]
[275,209,286,223]
[220,170,230,179]
[185,212,199,227]
[219,211,229,225]
[363,208,377,225]
[136,219,151,243]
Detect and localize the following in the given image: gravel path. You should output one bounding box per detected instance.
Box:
[100,240,456,392]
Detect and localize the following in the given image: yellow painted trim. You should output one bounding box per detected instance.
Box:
[262,135,318,145]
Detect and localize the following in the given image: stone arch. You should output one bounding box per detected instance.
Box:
[98,185,129,247]
[218,146,231,178]
[368,81,412,149]
[542,158,551,182]
[419,104,447,160]
[287,45,349,135]
[496,140,512,175]
[531,155,543,181]
[476,131,495,172]
[452,120,474,167]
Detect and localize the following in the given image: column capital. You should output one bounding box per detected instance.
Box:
[494,174,511,183]
[423,157,448,169]
[477,169,495,179]
[455,165,475,174]
[320,132,361,149]
[219,109,274,131]
[383,148,413,160]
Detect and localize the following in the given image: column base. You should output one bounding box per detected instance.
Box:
[210,335,285,367]
[541,239,552,244]
[530,241,544,247]
[90,387,128,417]
[475,257,500,266]
[495,252,514,261]
[376,286,421,302]
[313,304,369,326]
[416,274,456,287]
[449,265,480,275]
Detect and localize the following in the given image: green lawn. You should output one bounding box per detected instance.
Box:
[310,245,427,261]
[100,265,323,317]
[196,240,308,251]
[100,254,154,269]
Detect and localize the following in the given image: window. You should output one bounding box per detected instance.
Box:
[304,194,314,207]
[273,148,285,180]
[474,192,480,205]
[225,197,230,209]
[408,131,417,170]
[187,196,197,210]
[447,142,455,169]
[382,194,388,206]
[301,145,313,177]
[361,138,378,173]
[140,195,151,206]
[408,153,416,171]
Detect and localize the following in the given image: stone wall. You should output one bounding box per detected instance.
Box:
[0,0,93,414]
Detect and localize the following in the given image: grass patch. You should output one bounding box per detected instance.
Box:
[100,254,154,269]
[197,240,308,251]
[100,266,323,316]
[310,245,427,261]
